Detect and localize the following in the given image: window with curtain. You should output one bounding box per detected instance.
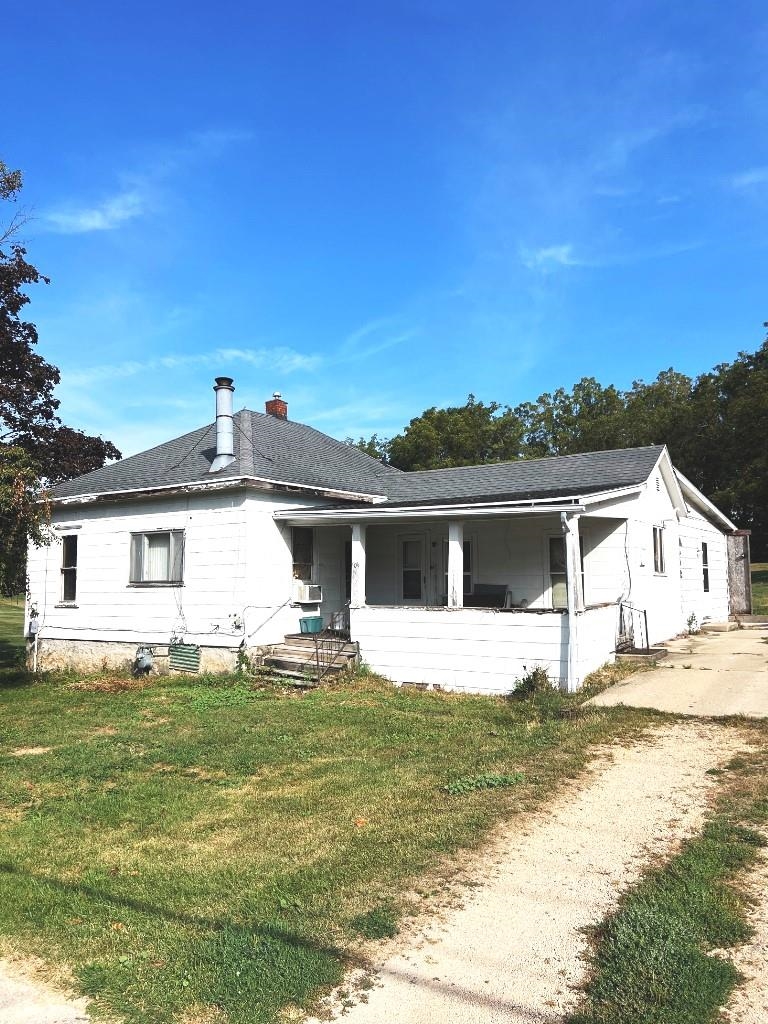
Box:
[130,531,184,584]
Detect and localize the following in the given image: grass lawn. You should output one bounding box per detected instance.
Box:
[0,650,656,1024]
[752,562,768,616]
[0,596,25,669]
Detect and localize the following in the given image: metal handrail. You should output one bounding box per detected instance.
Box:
[617,602,650,654]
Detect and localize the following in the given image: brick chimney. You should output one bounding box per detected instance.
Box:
[265,392,288,419]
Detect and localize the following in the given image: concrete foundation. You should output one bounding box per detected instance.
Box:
[27,638,243,675]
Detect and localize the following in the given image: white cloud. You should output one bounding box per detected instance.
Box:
[519,243,582,272]
[730,167,768,189]
[44,189,147,233]
[65,347,321,388]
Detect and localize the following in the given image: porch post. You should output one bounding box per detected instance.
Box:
[350,523,367,608]
[563,513,583,693]
[447,521,464,608]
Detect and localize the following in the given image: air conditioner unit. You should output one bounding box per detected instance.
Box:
[294,582,323,603]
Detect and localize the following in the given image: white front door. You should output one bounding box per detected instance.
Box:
[400,534,427,605]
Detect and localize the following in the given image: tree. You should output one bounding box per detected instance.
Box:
[385,395,525,471]
[0,161,121,593]
[514,377,627,457]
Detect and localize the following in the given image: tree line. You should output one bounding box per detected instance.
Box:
[351,343,768,559]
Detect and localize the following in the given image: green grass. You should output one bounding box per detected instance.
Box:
[0,596,24,670]
[0,660,656,1024]
[567,732,768,1024]
[752,562,768,616]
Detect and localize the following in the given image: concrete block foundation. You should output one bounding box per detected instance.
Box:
[26,638,242,675]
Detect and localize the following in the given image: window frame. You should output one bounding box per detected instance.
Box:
[652,526,665,575]
[129,530,185,586]
[702,541,710,593]
[292,526,315,581]
[60,534,78,603]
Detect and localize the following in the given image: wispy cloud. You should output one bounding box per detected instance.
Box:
[65,347,321,388]
[42,128,253,234]
[730,167,768,189]
[45,188,147,234]
[519,243,583,272]
[337,317,419,362]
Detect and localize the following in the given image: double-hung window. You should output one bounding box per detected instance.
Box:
[702,542,710,592]
[130,531,184,585]
[653,526,665,575]
[61,535,78,602]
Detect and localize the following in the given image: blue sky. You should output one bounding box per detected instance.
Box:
[4,1,767,457]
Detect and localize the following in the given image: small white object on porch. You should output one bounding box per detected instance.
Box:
[447,521,464,608]
[351,523,367,607]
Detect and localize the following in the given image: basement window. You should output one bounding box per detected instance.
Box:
[130,531,184,585]
[61,535,78,602]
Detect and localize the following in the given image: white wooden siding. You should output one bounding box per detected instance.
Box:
[576,604,619,680]
[351,605,568,693]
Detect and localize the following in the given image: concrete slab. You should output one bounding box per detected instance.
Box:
[588,628,768,718]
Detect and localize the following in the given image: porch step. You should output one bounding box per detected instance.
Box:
[262,636,357,683]
[283,634,358,656]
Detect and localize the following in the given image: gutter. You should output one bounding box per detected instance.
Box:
[274,499,588,524]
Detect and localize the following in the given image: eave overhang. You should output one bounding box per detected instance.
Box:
[49,475,387,508]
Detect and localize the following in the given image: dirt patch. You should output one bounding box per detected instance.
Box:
[8,747,52,757]
[0,953,91,1024]
[68,675,147,693]
[307,722,754,1024]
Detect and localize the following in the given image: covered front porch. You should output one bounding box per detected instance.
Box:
[276,502,626,693]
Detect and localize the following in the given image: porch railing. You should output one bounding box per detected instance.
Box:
[616,602,649,654]
[313,603,352,683]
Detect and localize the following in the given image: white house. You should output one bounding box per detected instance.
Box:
[26,377,742,692]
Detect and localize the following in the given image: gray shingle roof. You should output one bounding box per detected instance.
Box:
[378,446,665,505]
[52,411,402,500]
[52,410,664,507]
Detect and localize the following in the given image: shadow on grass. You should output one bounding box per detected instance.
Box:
[0,664,37,689]
[0,858,345,960]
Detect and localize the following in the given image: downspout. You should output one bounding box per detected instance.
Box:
[561,511,582,692]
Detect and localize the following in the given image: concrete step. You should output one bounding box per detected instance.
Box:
[263,655,352,675]
[700,622,739,632]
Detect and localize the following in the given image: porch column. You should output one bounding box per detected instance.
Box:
[447,521,464,608]
[350,523,367,608]
[563,512,583,693]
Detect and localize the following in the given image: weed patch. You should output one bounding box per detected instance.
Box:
[443,772,525,796]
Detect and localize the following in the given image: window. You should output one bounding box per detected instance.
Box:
[292,527,314,580]
[653,526,665,574]
[61,535,77,602]
[702,542,710,592]
[549,535,585,609]
[442,538,473,600]
[130,531,184,584]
